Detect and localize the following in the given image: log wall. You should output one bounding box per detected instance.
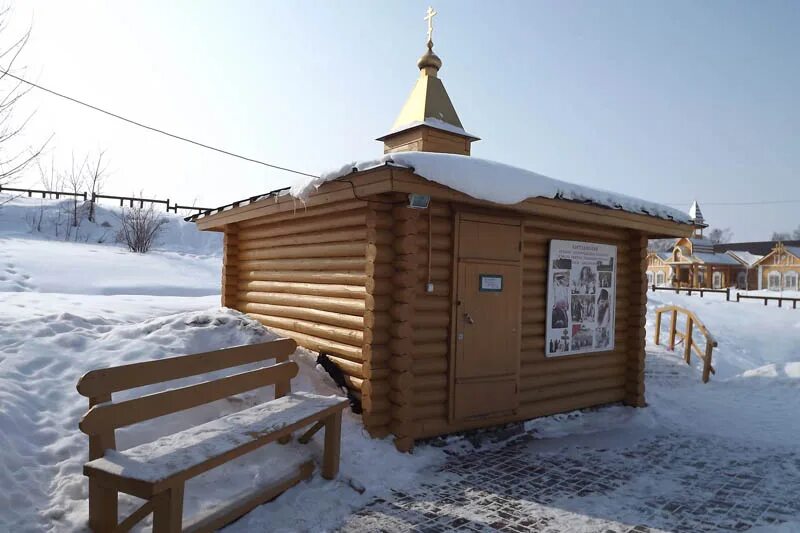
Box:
[410,203,647,441]
[223,199,393,436]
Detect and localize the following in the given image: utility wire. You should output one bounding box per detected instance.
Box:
[0,67,320,179]
[665,199,800,207]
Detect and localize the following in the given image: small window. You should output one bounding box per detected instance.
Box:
[737,271,747,289]
[647,272,654,286]
[785,271,798,291]
[712,271,723,289]
[656,272,665,286]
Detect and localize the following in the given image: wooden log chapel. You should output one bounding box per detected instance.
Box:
[188,15,695,451]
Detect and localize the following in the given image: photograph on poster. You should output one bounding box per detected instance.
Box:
[545,240,617,357]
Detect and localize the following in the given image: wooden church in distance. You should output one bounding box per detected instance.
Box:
[189,21,695,451]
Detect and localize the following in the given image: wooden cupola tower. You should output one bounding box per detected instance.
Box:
[376,7,479,156]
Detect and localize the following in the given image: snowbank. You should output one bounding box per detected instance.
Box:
[0,304,443,532]
[0,193,222,255]
[290,151,691,224]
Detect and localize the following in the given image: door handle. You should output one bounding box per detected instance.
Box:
[464,312,475,325]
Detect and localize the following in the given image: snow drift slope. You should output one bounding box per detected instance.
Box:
[0,193,222,255]
[0,193,222,296]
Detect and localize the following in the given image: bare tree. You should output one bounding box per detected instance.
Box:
[0,6,50,204]
[65,152,87,229]
[86,149,107,222]
[116,203,167,253]
[707,227,733,244]
[771,231,791,241]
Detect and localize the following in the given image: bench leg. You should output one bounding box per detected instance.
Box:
[88,478,117,532]
[322,411,342,480]
[152,485,184,533]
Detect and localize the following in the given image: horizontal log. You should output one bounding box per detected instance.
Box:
[518,387,627,418]
[415,295,451,312]
[368,262,395,279]
[239,280,366,299]
[413,342,448,359]
[361,378,389,398]
[413,374,447,392]
[416,267,451,282]
[417,217,453,235]
[343,374,363,392]
[362,411,392,427]
[413,403,447,421]
[239,257,366,272]
[249,313,363,347]
[364,311,391,330]
[239,208,375,240]
[366,294,392,312]
[390,322,414,339]
[410,389,447,406]
[238,242,365,261]
[412,357,448,376]
[412,312,450,329]
[240,302,363,330]
[389,371,413,391]
[412,327,449,344]
[239,291,365,315]
[239,270,367,285]
[362,395,391,413]
[236,200,368,230]
[520,365,627,389]
[416,234,452,251]
[260,325,362,363]
[238,227,368,251]
[519,375,627,404]
[363,344,390,365]
[520,350,627,369]
[524,218,629,240]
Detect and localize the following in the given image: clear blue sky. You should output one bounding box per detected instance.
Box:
[7,1,799,240]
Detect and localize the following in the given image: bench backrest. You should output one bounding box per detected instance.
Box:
[76,338,297,458]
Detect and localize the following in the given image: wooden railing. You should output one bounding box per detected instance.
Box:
[653,305,717,383]
[0,185,210,214]
[736,292,800,309]
[651,285,731,301]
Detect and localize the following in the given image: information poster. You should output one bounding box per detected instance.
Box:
[546,240,617,357]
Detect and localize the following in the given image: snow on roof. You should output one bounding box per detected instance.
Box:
[292,152,692,224]
[380,118,480,141]
[726,250,763,267]
[693,252,743,266]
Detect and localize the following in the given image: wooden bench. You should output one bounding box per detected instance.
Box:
[76,338,349,532]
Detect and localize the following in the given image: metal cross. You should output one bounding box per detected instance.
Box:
[424,6,437,42]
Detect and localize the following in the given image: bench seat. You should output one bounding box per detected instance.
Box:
[85,392,347,490]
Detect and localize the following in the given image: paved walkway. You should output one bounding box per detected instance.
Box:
[340,353,800,532]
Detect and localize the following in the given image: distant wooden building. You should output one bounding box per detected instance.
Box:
[753,243,800,291]
[647,201,760,289]
[189,25,694,450]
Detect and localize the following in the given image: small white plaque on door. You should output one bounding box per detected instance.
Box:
[479,274,503,292]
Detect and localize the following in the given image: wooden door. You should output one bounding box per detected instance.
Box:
[452,215,522,422]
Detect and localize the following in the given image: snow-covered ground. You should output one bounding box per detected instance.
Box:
[0,196,443,533]
[1,195,798,532]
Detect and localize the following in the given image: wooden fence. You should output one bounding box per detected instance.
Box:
[650,285,730,301]
[0,185,86,200]
[0,185,210,214]
[653,305,717,383]
[736,292,800,309]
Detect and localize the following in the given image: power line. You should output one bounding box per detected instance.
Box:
[665,199,800,207]
[0,67,320,179]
